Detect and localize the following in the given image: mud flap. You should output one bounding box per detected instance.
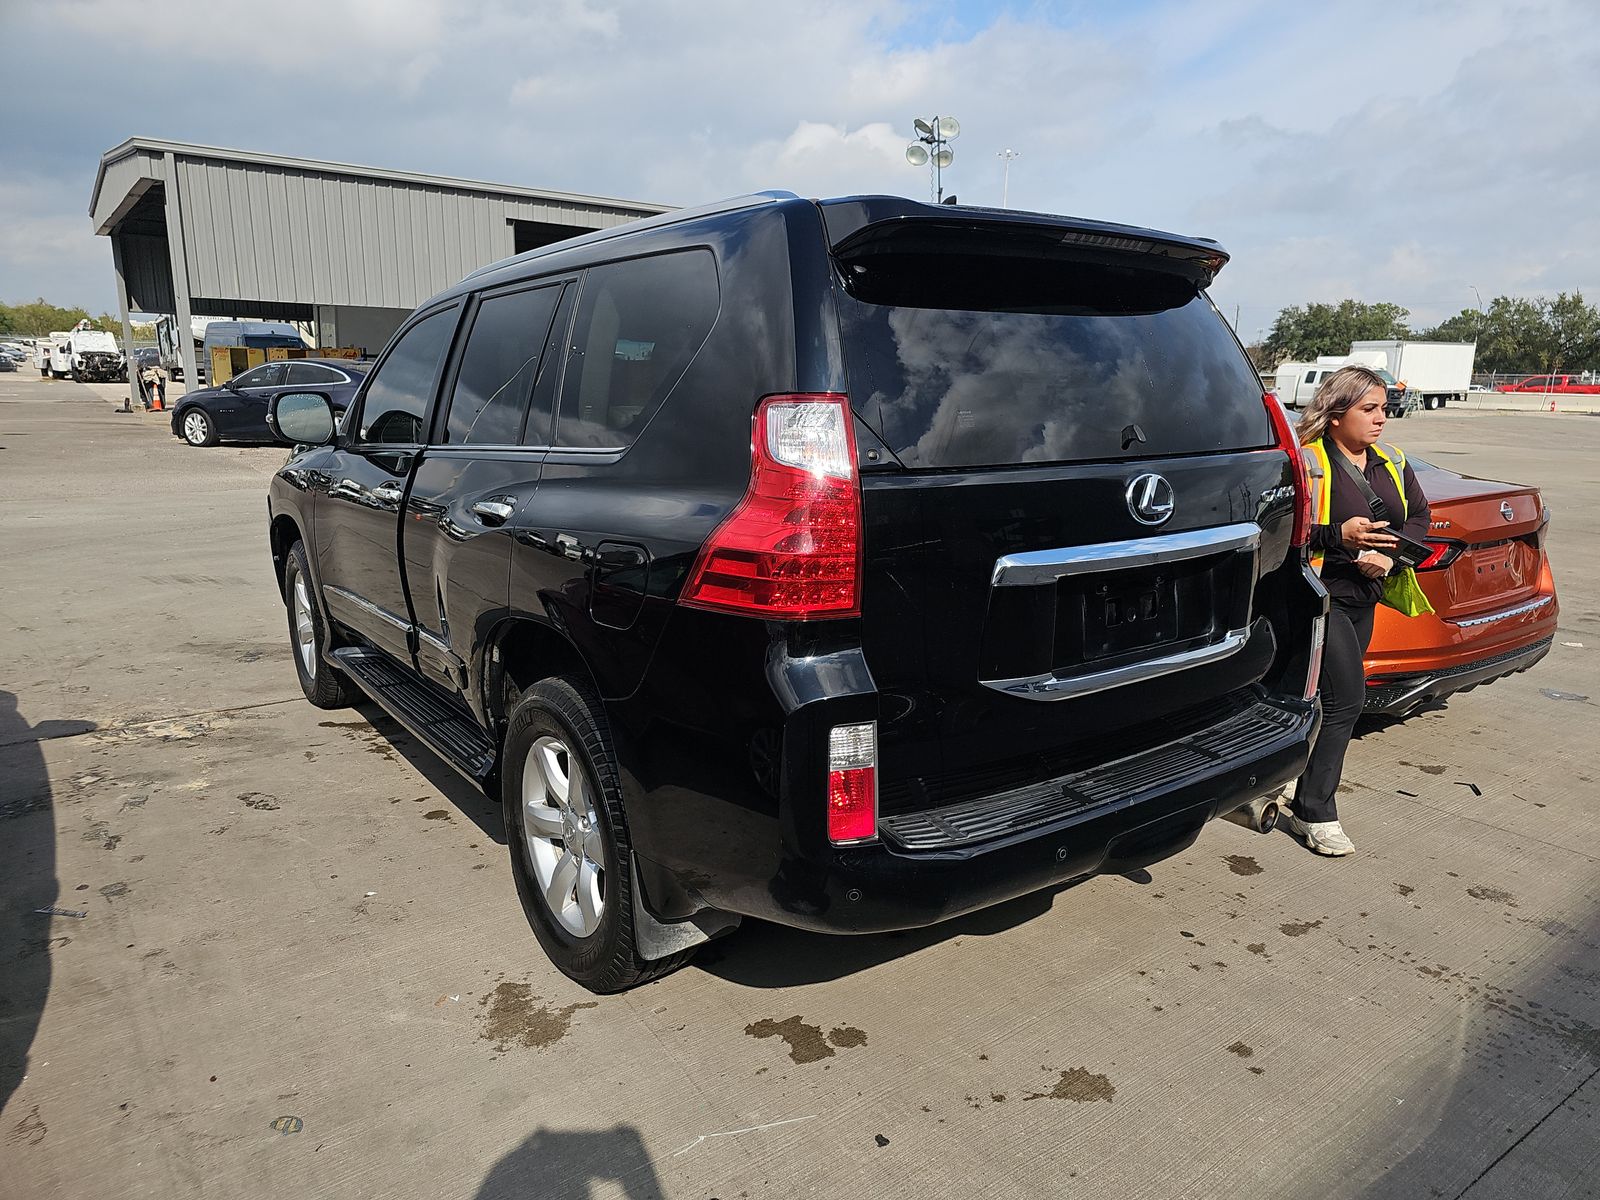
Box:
[630,856,741,961]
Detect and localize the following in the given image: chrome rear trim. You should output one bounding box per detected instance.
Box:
[992,521,1261,587]
[984,627,1252,701]
[1448,594,1554,629]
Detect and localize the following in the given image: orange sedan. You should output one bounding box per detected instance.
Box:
[1363,457,1558,716]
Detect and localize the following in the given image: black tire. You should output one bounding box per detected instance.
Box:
[502,675,691,993]
[179,407,220,447]
[283,541,355,709]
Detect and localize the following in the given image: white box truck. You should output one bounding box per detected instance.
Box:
[1277,356,1360,409]
[1348,341,1475,410]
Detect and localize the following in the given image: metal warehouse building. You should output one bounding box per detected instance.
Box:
[90,137,670,384]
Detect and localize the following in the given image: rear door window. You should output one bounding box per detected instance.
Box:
[287,361,345,385]
[554,250,719,449]
[444,283,563,446]
[837,249,1272,468]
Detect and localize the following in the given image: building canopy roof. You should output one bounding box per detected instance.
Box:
[91,137,670,317]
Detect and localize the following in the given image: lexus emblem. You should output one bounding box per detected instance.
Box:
[1126,473,1175,526]
[1499,501,1515,522]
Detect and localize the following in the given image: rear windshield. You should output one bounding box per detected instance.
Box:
[243,336,305,349]
[836,249,1271,468]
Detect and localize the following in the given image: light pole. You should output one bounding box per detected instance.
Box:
[996,148,1020,208]
[1469,286,1487,388]
[905,115,960,203]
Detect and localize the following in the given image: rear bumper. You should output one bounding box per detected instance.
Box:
[1363,578,1559,715]
[1364,633,1554,715]
[728,694,1317,934]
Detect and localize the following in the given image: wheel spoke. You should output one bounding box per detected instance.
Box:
[583,828,606,866]
[537,742,569,806]
[574,858,603,932]
[545,850,578,911]
[567,765,591,820]
[523,801,564,840]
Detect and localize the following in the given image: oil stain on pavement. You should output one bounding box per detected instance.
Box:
[1024,1067,1116,1103]
[744,1016,868,1063]
[478,981,596,1051]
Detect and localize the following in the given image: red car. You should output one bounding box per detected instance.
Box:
[1500,374,1600,394]
[1363,456,1557,716]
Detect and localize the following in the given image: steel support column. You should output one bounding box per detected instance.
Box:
[161,151,199,387]
[110,235,140,406]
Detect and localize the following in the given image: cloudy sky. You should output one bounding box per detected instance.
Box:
[2,0,1596,339]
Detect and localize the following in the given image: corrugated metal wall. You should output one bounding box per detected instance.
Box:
[119,234,174,314]
[169,157,643,310]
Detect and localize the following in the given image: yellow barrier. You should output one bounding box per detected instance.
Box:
[209,346,365,384]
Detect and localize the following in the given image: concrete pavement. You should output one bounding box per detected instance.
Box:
[3,377,1598,1199]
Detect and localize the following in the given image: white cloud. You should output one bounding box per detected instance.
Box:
[1,0,1596,329]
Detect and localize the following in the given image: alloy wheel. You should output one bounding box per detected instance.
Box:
[521,734,607,937]
[183,412,209,444]
[292,573,317,677]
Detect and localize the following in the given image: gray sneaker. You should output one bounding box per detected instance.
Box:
[1286,813,1355,857]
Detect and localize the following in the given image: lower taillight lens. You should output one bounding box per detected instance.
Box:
[1416,538,1463,571]
[1263,392,1310,548]
[827,721,878,844]
[681,394,862,619]
[1304,614,1326,702]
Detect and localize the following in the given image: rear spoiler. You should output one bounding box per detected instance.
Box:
[819,197,1230,287]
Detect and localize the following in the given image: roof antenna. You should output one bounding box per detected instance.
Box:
[1121,423,1147,450]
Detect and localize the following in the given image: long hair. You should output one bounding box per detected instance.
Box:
[1298,365,1388,446]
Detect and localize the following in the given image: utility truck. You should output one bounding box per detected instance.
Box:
[1348,341,1475,410]
[45,328,125,381]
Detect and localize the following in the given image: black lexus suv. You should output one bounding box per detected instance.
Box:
[265,192,1327,992]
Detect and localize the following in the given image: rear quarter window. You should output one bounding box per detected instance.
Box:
[554,249,719,449]
[837,251,1271,468]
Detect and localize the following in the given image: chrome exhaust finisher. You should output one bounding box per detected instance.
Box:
[1219,789,1283,834]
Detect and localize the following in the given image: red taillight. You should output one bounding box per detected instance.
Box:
[1263,392,1310,548]
[1415,538,1462,571]
[826,721,878,844]
[681,394,862,619]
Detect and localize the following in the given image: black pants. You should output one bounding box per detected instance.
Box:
[1295,599,1375,823]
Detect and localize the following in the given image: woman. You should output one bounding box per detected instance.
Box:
[1291,365,1430,856]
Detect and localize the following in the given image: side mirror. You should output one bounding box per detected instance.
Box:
[269,391,337,447]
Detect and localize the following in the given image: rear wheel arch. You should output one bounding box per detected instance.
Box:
[484,618,602,741]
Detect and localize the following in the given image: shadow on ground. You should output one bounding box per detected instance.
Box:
[475,1124,663,1199]
[1351,896,1600,1198]
[696,879,1074,989]
[349,700,507,843]
[0,691,94,1114]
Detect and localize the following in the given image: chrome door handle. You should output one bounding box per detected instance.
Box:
[373,481,404,504]
[471,499,516,526]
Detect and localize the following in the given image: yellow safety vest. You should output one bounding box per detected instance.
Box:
[1302,439,1407,574]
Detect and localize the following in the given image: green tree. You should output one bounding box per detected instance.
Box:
[0,306,14,335]
[0,298,92,336]
[1263,300,1411,363]
[1419,292,1600,374]
[1543,291,1600,372]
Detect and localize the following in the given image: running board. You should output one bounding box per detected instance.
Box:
[333,646,496,783]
